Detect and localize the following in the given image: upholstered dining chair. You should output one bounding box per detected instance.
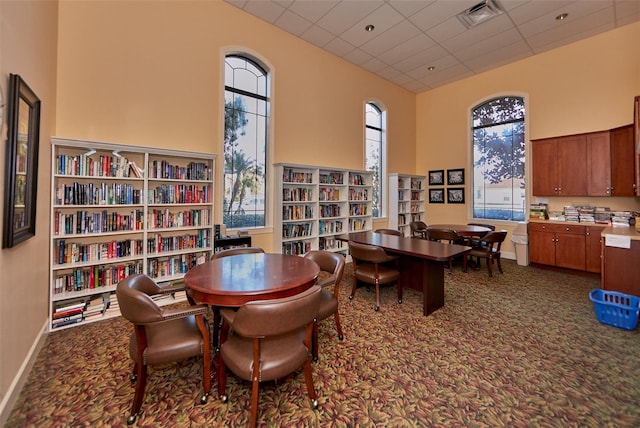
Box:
[463,230,508,277]
[116,274,211,425]
[409,221,428,239]
[217,285,322,428]
[427,228,464,273]
[211,246,265,259]
[348,241,402,311]
[303,250,346,360]
[375,228,403,236]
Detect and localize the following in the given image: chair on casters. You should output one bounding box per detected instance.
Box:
[409,221,428,239]
[463,230,508,277]
[375,228,403,236]
[427,228,464,273]
[348,241,402,311]
[116,274,211,425]
[303,250,346,361]
[217,285,322,428]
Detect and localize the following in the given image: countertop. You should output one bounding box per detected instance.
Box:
[528,218,640,240]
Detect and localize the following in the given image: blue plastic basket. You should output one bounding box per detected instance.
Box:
[589,289,640,331]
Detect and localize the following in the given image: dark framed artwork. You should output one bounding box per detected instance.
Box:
[428,169,444,186]
[447,188,465,204]
[429,188,445,204]
[3,74,41,248]
[447,168,465,185]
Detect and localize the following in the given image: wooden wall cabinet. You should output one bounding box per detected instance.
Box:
[528,223,586,271]
[532,135,587,196]
[388,173,426,237]
[532,125,636,197]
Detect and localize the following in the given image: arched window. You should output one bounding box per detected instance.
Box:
[223,54,269,229]
[472,96,525,221]
[365,102,385,218]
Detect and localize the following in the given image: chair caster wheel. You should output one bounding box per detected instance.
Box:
[338,334,344,341]
[349,295,354,300]
[129,374,137,383]
[312,399,319,409]
[200,393,209,404]
[374,306,379,311]
[127,414,137,425]
[398,299,402,304]
[220,394,228,403]
[313,356,319,363]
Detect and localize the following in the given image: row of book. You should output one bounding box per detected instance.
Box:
[283,187,314,202]
[283,168,313,184]
[349,204,368,216]
[56,153,134,178]
[147,231,211,254]
[349,189,369,201]
[147,252,207,279]
[56,182,142,206]
[282,240,312,256]
[319,237,345,251]
[349,218,368,230]
[318,220,343,235]
[282,222,314,239]
[53,262,144,294]
[318,204,341,218]
[319,187,341,201]
[319,172,344,185]
[54,209,144,236]
[283,205,314,220]
[55,239,144,265]
[148,208,211,229]
[147,160,212,181]
[148,184,211,204]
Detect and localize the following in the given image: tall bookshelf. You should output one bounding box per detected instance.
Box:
[274,163,373,256]
[50,137,215,331]
[388,173,426,237]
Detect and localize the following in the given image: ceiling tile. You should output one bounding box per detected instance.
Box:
[241,0,286,23]
[323,36,356,57]
[287,0,339,23]
[342,47,373,66]
[376,33,439,65]
[274,10,313,36]
[359,19,422,57]
[315,0,384,35]
[300,24,336,47]
[409,0,478,32]
[339,3,406,47]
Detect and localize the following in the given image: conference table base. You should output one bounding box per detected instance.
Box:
[398,256,445,316]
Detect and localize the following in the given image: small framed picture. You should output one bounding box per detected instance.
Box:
[429,188,445,204]
[447,188,465,204]
[447,168,465,185]
[428,170,444,186]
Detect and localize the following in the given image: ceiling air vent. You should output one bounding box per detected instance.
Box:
[457,0,504,29]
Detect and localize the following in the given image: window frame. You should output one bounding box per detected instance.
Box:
[365,101,387,218]
[470,94,527,223]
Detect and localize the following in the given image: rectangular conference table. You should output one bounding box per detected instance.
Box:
[338,231,471,316]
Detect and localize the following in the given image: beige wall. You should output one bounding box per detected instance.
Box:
[417,22,640,253]
[0,0,57,420]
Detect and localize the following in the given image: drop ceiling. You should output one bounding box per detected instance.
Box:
[224,0,640,93]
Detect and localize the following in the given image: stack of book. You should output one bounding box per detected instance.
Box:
[577,206,595,223]
[611,211,634,227]
[594,207,611,224]
[529,203,548,220]
[548,211,565,221]
[563,206,580,223]
[52,299,87,329]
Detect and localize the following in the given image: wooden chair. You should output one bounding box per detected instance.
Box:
[375,228,403,236]
[348,241,402,311]
[463,230,508,277]
[116,274,211,425]
[218,286,322,428]
[303,250,346,360]
[427,228,464,273]
[409,221,428,239]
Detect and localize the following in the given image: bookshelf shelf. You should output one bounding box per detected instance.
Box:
[50,137,216,331]
[275,163,372,255]
[388,173,426,237]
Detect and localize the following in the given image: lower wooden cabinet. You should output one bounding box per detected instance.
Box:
[602,238,640,296]
[529,222,596,272]
[585,225,606,273]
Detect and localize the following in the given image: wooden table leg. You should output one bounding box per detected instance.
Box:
[398,256,445,316]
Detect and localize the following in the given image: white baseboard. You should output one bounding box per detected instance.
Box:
[0,320,49,426]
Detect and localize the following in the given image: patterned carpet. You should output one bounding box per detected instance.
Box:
[6,259,640,427]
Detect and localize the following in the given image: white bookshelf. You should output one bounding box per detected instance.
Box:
[388,173,426,237]
[274,163,373,255]
[49,137,215,330]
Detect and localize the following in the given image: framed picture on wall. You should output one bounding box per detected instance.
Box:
[428,170,444,186]
[429,188,445,203]
[447,188,465,204]
[447,168,465,185]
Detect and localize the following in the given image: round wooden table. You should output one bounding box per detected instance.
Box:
[427,224,492,237]
[184,253,320,307]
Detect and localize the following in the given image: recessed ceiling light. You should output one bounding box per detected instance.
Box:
[556,13,568,21]
[427,66,435,71]
[365,24,375,32]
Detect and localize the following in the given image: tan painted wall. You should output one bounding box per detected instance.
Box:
[417,22,640,253]
[0,0,57,418]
